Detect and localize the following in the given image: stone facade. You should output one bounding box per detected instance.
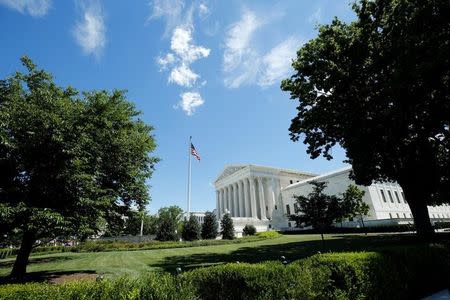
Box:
[215,165,450,232]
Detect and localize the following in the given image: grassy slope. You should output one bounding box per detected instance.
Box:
[0,233,429,279]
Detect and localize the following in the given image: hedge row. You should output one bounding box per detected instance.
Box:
[1,245,449,299]
[0,233,281,259]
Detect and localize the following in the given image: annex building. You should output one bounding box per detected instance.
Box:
[214,165,450,235]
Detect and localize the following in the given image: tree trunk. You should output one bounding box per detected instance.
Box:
[360,215,367,235]
[402,185,434,241]
[10,230,36,281]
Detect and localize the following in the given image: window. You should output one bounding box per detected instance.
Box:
[396,213,400,218]
[401,192,407,203]
[403,213,407,218]
[275,205,277,210]
[289,180,293,184]
[388,191,394,203]
[389,213,393,219]
[294,203,299,213]
[394,191,401,203]
[380,190,387,202]
[286,204,291,215]
[288,222,292,227]
[265,205,268,211]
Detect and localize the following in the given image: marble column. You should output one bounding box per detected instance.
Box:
[243,178,250,217]
[233,182,239,217]
[220,189,224,217]
[258,177,267,219]
[227,185,232,215]
[239,180,245,217]
[249,177,258,218]
[216,190,220,219]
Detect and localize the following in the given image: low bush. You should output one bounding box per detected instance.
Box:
[242,224,256,236]
[0,234,282,259]
[1,244,449,299]
[255,231,281,238]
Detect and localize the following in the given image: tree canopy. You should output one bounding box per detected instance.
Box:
[155,205,183,241]
[290,182,368,240]
[0,57,159,280]
[182,215,201,241]
[281,0,450,238]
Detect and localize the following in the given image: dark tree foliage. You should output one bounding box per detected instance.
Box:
[0,57,159,280]
[201,211,218,240]
[155,206,182,241]
[242,224,257,236]
[182,215,201,241]
[282,0,450,239]
[220,213,235,240]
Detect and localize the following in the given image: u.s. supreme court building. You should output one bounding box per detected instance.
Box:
[214,164,450,235]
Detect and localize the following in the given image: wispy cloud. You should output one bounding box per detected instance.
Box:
[177,91,204,116]
[149,0,188,37]
[222,9,301,89]
[0,0,51,17]
[308,7,322,24]
[223,10,261,73]
[73,0,106,58]
[259,37,300,87]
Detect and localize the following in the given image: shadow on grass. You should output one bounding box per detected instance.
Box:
[153,233,450,274]
[0,270,97,284]
[0,255,75,269]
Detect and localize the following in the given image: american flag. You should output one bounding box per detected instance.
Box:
[191,143,201,161]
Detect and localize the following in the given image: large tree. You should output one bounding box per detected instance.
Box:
[282,0,450,239]
[0,57,159,280]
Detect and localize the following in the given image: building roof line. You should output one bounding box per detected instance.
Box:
[281,166,352,192]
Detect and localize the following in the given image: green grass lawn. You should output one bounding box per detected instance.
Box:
[0,233,443,281]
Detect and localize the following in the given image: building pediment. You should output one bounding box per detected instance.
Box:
[215,165,246,183]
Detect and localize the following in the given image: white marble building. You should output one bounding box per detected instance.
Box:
[215,165,450,232]
[214,165,317,234]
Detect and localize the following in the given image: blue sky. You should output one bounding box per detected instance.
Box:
[0,0,356,213]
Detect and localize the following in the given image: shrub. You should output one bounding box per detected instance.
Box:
[242,225,256,236]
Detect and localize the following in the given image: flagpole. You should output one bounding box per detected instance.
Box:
[187,136,192,219]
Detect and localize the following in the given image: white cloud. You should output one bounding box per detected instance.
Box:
[157,53,176,70]
[73,1,106,57]
[259,37,300,87]
[169,64,199,87]
[159,25,210,88]
[0,0,51,17]
[171,26,210,63]
[151,1,210,115]
[178,92,204,116]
